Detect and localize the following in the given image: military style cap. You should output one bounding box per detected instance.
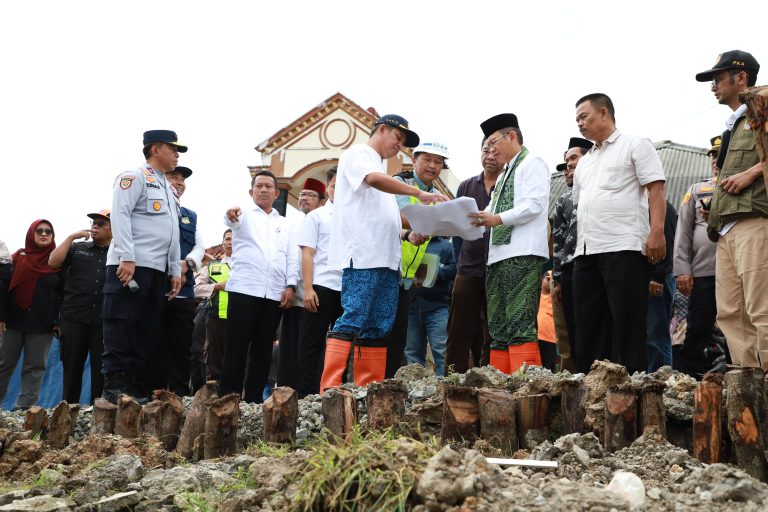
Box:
[87,209,111,221]
[695,50,760,82]
[480,113,519,139]
[173,166,193,178]
[568,137,593,151]
[302,177,326,198]
[374,114,420,148]
[707,135,722,157]
[143,130,188,153]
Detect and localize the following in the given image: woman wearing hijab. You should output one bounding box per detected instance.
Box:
[0,219,61,410]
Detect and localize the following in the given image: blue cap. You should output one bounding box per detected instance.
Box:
[143,130,188,153]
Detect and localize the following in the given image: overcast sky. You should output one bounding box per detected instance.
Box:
[1,0,764,252]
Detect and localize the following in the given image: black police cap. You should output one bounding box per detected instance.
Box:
[374,114,420,148]
[173,166,193,178]
[695,50,760,82]
[143,130,188,153]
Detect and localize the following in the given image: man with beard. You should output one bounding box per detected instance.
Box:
[551,137,592,372]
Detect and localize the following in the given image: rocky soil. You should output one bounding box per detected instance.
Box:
[0,362,764,511]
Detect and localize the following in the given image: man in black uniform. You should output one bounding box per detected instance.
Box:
[48,209,112,403]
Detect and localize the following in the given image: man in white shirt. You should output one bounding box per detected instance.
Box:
[571,93,667,374]
[277,177,326,391]
[322,114,447,389]
[469,113,551,373]
[296,168,342,397]
[220,170,299,403]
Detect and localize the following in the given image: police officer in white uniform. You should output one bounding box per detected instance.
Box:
[101,130,184,403]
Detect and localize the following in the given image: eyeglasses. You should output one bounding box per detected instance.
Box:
[481,134,508,154]
[35,228,53,235]
[299,192,319,199]
[92,220,109,228]
[711,69,742,87]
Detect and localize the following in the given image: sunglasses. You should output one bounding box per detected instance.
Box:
[35,228,53,235]
[92,220,109,227]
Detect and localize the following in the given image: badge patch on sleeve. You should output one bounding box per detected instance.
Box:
[119,176,134,190]
[681,191,691,206]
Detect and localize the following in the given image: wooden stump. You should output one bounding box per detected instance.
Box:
[638,381,666,438]
[561,380,587,434]
[23,406,48,438]
[48,401,73,448]
[176,381,218,459]
[204,393,240,459]
[604,384,637,452]
[441,384,480,445]
[151,390,185,451]
[141,401,167,440]
[263,386,299,445]
[725,367,767,480]
[115,395,142,438]
[92,398,118,435]
[693,373,723,463]
[68,404,80,439]
[478,388,517,455]
[322,388,358,441]
[366,380,407,431]
[517,393,550,450]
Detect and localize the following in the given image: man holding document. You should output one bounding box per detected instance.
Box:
[468,114,551,373]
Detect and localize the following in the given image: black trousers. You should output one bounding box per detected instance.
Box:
[277,306,302,390]
[204,315,227,383]
[60,319,104,404]
[220,292,282,403]
[384,286,415,378]
[148,297,197,397]
[677,276,717,377]
[189,301,208,392]
[445,273,490,374]
[572,251,649,374]
[559,264,577,360]
[297,285,342,397]
[102,266,165,378]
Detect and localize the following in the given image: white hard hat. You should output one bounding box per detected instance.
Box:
[413,142,449,159]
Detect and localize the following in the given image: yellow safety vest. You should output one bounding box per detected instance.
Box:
[208,261,231,319]
[401,194,431,279]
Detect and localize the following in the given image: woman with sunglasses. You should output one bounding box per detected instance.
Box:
[0,219,61,410]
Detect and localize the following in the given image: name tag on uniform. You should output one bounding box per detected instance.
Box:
[181,216,191,224]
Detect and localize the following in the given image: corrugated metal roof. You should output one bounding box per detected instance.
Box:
[548,140,711,216]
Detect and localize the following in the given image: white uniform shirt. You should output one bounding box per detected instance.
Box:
[297,201,342,292]
[329,144,401,271]
[572,130,665,257]
[224,206,299,301]
[484,151,551,265]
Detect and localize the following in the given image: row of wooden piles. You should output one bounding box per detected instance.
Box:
[20,367,768,480]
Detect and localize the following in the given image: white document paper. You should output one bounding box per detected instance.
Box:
[401,196,485,240]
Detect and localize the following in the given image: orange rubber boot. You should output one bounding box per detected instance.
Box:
[509,342,542,372]
[490,348,511,374]
[319,338,352,392]
[353,346,387,387]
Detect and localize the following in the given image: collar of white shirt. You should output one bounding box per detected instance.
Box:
[592,129,621,151]
[726,104,748,131]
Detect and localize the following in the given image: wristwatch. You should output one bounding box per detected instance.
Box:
[185,257,197,271]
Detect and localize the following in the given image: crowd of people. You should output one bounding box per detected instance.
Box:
[0,49,765,410]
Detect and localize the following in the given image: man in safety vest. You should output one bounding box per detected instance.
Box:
[194,229,232,384]
[385,142,449,377]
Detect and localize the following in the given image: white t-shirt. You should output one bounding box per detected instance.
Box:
[328,144,402,271]
[572,130,666,256]
[224,206,299,301]
[296,201,342,291]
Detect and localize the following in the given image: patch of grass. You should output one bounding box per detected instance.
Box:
[290,425,437,512]
[218,465,257,493]
[443,372,462,385]
[245,439,292,458]
[175,491,216,512]
[31,471,57,489]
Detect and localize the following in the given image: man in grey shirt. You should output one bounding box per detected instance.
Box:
[101,130,184,403]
